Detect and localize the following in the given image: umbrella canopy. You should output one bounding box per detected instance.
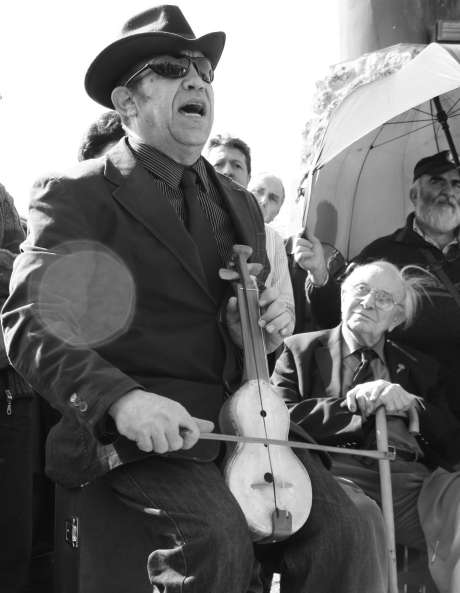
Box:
[303,42,460,259]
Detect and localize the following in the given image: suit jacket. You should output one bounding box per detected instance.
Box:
[271,325,460,470]
[2,139,269,487]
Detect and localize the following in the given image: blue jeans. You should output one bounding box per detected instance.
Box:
[104,450,387,593]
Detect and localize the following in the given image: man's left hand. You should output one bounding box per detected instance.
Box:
[343,379,419,418]
[226,285,292,352]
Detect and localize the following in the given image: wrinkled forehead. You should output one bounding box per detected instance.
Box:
[345,264,404,297]
[250,175,283,195]
[208,145,246,164]
[420,168,460,183]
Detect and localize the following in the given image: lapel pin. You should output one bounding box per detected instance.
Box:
[396,363,406,374]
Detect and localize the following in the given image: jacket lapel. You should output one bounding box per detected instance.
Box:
[105,140,214,301]
[384,339,412,388]
[315,325,343,397]
[205,161,268,277]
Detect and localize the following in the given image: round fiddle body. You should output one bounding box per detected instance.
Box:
[219,379,312,543]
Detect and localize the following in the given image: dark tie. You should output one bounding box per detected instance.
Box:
[350,348,377,388]
[180,168,223,299]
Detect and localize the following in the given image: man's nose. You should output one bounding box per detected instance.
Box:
[222,163,233,176]
[182,64,205,90]
[360,292,376,308]
[258,194,268,206]
[446,181,460,197]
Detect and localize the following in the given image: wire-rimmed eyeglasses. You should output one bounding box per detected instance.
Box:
[344,283,402,311]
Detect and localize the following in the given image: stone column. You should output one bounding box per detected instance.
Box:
[339,0,460,60]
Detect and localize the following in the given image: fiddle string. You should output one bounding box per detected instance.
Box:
[239,275,280,511]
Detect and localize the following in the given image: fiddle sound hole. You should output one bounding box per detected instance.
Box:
[264,473,274,483]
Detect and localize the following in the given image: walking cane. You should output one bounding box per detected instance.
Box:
[375,406,398,593]
[375,405,420,593]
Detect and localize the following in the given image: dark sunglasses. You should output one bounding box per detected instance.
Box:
[123,55,214,86]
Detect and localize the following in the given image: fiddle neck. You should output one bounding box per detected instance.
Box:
[236,281,270,383]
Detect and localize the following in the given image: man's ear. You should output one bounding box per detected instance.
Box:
[409,184,417,205]
[111,86,137,120]
[389,308,405,332]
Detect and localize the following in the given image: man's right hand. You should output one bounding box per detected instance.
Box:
[109,389,214,454]
[292,234,328,285]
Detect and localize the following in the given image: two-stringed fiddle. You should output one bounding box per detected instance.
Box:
[216,244,312,543]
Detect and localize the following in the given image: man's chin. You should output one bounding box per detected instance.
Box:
[426,212,460,234]
[172,123,212,149]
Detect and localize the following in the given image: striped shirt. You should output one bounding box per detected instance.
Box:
[264,224,295,335]
[128,138,235,265]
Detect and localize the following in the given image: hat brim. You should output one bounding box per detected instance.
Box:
[85,30,226,108]
[413,161,458,181]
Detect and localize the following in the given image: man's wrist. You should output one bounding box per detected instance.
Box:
[108,388,140,420]
[307,269,329,287]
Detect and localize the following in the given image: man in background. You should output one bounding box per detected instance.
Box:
[0,182,49,593]
[207,134,295,337]
[248,172,285,225]
[77,110,125,161]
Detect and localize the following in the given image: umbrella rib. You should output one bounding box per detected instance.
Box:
[412,106,437,117]
[430,100,441,152]
[385,118,436,125]
[444,97,460,116]
[347,127,384,257]
[442,111,460,121]
[371,121,437,148]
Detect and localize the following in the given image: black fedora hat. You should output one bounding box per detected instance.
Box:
[85,5,226,108]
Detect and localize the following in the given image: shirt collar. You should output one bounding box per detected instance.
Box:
[412,216,460,254]
[128,137,209,192]
[193,157,210,192]
[341,323,385,361]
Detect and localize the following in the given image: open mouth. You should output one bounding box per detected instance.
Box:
[179,101,206,117]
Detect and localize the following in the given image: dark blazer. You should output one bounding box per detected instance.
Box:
[2,139,269,487]
[271,325,460,470]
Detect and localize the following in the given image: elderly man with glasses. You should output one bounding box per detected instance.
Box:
[296,150,460,421]
[1,6,388,593]
[206,134,296,345]
[272,259,460,593]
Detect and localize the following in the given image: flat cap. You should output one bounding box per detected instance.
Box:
[413,150,458,181]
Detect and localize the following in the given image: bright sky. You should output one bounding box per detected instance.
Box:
[0,1,340,235]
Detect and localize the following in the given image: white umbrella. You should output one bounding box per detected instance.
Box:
[303,42,460,259]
